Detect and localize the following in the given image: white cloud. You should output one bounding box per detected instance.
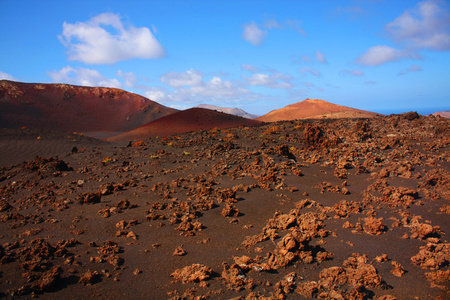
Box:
[339,69,364,76]
[242,22,267,46]
[0,71,17,81]
[385,0,450,51]
[398,64,423,75]
[244,72,293,89]
[241,64,260,72]
[116,70,137,87]
[48,66,122,88]
[284,19,307,36]
[58,12,166,64]
[161,69,203,87]
[299,66,321,77]
[364,81,377,85]
[356,45,411,66]
[264,19,282,29]
[144,87,168,102]
[243,19,306,46]
[315,50,327,63]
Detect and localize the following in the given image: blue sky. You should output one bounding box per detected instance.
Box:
[1,0,449,115]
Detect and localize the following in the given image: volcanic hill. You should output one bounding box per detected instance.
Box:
[0,80,177,132]
[256,98,381,122]
[110,107,261,141]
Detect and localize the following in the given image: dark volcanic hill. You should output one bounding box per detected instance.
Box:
[256,98,381,122]
[110,107,262,141]
[0,80,178,132]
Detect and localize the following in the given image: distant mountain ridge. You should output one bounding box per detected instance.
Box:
[195,104,258,119]
[432,111,450,118]
[0,80,177,132]
[256,98,381,122]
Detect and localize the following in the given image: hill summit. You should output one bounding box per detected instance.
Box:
[256,99,381,122]
[0,80,177,132]
[110,107,261,141]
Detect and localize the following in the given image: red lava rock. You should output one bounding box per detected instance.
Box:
[173,245,187,256]
[78,270,100,285]
[76,192,101,204]
[408,216,440,239]
[171,264,212,283]
[362,216,387,235]
[411,242,450,269]
[39,266,62,291]
[221,203,240,217]
[23,156,72,174]
[425,270,450,289]
[390,261,405,277]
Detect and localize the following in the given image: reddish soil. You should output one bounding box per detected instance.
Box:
[0,113,449,299]
[109,108,262,141]
[0,80,177,132]
[256,99,382,122]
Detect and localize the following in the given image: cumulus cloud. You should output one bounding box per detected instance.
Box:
[398,64,423,75]
[315,51,327,63]
[244,72,293,89]
[161,69,203,87]
[385,0,450,51]
[242,22,267,46]
[356,45,412,66]
[116,70,137,87]
[58,12,166,64]
[299,66,321,77]
[48,66,122,88]
[0,71,17,81]
[339,69,364,76]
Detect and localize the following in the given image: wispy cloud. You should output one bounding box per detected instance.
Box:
[339,69,364,76]
[315,51,327,64]
[0,71,17,81]
[356,45,412,66]
[241,64,260,72]
[242,22,267,46]
[398,64,423,75]
[58,12,166,64]
[244,72,293,89]
[364,81,377,85]
[299,66,321,77]
[161,69,203,87]
[385,0,450,51]
[243,18,306,46]
[116,70,137,87]
[48,66,122,88]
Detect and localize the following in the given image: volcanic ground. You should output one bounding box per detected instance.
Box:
[0,113,449,299]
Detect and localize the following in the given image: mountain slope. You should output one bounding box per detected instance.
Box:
[110,107,261,141]
[0,80,177,132]
[256,99,381,122]
[195,104,258,119]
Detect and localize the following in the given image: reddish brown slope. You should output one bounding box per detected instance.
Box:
[110,107,262,141]
[0,80,177,132]
[256,99,381,122]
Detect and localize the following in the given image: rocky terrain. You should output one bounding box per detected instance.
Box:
[0,80,177,132]
[0,112,449,299]
[256,99,382,122]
